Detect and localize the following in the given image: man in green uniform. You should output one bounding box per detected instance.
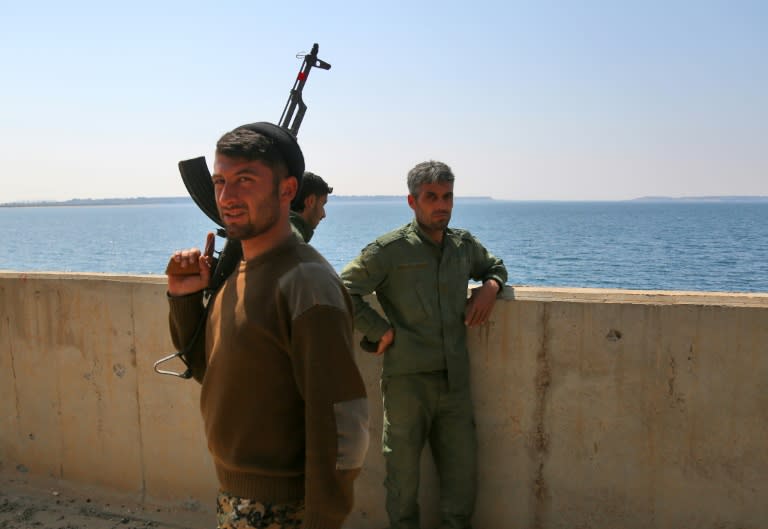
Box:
[290,171,333,242]
[340,160,507,529]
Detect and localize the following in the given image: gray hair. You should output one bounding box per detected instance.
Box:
[407,160,455,196]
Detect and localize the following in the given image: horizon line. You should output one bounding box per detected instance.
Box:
[3,194,768,207]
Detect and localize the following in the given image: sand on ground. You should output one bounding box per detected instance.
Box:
[0,473,212,529]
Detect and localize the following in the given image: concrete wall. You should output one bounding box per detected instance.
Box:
[1,271,767,529]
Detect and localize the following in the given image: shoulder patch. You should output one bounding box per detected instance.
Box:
[443,227,474,246]
[334,397,369,470]
[279,262,348,320]
[376,224,411,247]
[454,228,474,240]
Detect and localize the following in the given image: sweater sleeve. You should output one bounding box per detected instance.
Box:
[167,291,208,383]
[279,265,369,529]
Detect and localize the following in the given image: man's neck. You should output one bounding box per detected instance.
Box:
[240,221,293,261]
[416,221,445,245]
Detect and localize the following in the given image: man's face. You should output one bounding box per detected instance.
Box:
[212,154,283,241]
[408,181,454,234]
[302,194,328,230]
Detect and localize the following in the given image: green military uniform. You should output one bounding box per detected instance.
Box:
[289,210,314,243]
[341,220,507,529]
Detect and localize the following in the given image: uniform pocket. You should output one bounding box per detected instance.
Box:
[398,281,431,323]
[391,262,432,324]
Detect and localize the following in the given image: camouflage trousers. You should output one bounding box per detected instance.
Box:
[216,491,305,529]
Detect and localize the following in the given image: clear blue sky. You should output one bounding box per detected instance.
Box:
[2,0,766,201]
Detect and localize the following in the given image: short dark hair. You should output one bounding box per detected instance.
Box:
[407,160,455,196]
[291,171,333,212]
[216,128,289,180]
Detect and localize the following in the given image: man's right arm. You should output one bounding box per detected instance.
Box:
[166,236,213,383]
[340,243,392,344]
[167,292,207,382]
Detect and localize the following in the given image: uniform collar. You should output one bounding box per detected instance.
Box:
[410,219,451,248]
[290,210,315,242]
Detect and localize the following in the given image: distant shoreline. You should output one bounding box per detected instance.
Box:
[1,195,767,208]
[631,195,768,203]
[0,195,491,207]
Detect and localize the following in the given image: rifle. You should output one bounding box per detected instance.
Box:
[280,43,331,135]
[154,43,332,379]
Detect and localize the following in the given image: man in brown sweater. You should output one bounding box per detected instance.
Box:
[166,122,369,529]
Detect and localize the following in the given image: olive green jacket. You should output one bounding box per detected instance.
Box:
[290,211,314,243]
[340,220,507,389]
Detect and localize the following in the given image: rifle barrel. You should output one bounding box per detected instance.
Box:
[278,43,331,136]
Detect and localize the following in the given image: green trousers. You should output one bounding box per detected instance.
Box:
[382,371,477,529]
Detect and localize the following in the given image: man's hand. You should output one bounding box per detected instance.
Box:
[166,232,214,296]
[374,328,395,356]
[464,280,501,327]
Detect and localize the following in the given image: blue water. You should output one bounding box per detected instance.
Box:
[1,199,767,293]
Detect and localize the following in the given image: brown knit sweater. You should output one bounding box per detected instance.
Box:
[168,237,369,529]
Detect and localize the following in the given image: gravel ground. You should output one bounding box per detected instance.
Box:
[0,476,211,529]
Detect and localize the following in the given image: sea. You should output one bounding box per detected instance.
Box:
[1,198,767,293]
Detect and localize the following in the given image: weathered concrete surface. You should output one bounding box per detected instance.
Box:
[1,272,767,529]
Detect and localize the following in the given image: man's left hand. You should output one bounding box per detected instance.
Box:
[464,280,501,327]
